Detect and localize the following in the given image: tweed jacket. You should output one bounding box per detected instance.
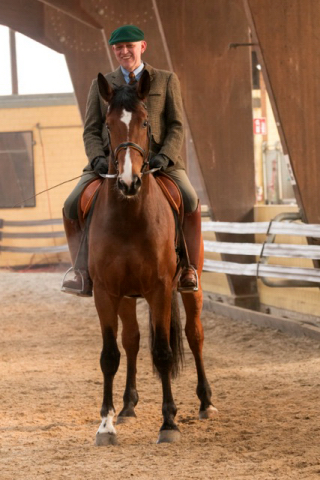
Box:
[82,63,185,172]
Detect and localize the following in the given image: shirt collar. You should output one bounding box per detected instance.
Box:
[121,63,145,83]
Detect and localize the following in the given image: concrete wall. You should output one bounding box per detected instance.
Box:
[0,94,86,267]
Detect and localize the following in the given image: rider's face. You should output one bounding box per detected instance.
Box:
[112,41,147,72]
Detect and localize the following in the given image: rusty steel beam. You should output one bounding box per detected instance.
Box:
[244,0,320,226]
[43,6,110,120]
[155,0,258,307]
[80,0,170,70]
[37,0,102,29]
[0,0,62,52]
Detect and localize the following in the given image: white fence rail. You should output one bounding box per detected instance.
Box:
[202,218,320,286]
[0,218,68,254]
[2,216,320,286]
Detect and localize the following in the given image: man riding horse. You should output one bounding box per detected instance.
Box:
[62,25,201,296]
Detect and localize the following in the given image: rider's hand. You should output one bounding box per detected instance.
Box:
[91,156,109,175]
[149,154,170,171]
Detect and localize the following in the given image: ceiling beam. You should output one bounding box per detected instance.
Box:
[0,0,62,52]
[37,0,102,29]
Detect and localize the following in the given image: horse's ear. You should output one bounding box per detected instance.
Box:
[137,70,150,100]
[97,73,113,103]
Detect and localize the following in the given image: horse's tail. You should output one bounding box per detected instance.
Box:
[149,290,184,379]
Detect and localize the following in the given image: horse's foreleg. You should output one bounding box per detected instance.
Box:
[94,290,121,446]
[117,297,140,423]
[182,287,218,420]
[146,286,180,444]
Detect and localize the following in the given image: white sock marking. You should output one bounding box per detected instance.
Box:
[97,410,116,436]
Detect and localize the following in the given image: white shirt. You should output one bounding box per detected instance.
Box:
[120,63,145,84]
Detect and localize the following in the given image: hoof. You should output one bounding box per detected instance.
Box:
[95,432,118,446]
[199,405,219,420]
[157,429,181,444]
[116,415,137,425]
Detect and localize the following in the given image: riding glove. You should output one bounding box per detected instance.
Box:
[91,156,109,175]
[149,154,170,171]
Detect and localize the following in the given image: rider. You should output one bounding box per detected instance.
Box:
[62,24,201,297]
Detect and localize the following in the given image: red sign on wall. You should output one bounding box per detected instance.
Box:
[253,117,267,135]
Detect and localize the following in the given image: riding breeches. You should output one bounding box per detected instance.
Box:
[63,166,198,220]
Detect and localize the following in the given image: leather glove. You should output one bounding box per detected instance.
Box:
[91,156,109,175]
[149,154,170,171]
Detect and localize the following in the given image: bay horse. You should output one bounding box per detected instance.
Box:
[89,70,217,445]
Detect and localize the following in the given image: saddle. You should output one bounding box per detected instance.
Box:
[79,172,184,224]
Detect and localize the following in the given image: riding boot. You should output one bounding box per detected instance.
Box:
[178,201,201,292]
[61,209,93,297]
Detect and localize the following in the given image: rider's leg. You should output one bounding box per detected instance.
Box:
[165,169,201,291]
[61,170,97,296]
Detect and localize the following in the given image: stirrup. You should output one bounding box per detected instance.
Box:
[178,266,199,293]
[61,267,92,297]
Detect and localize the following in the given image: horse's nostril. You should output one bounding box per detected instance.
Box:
[117,175,141,196]
[117,177,124,189]
[133,175,141,187]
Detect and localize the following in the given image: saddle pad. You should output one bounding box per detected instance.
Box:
[80,178,102,219]
[79,173,183,221]
[155,173,183,216]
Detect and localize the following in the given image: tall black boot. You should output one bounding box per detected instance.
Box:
[178,201,201,292]
[61,209,92,297]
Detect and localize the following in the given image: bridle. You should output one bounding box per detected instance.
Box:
[100,104,160,179]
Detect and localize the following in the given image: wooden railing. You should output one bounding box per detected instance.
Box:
[202,213,320,287]
[0,218,68,254]
[2,214,320,287]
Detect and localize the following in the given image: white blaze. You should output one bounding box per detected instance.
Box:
[120,109,133,186]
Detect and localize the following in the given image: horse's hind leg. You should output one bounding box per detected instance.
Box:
[117,297,140,423]
[181,286,218,419]
[94,290,121,446]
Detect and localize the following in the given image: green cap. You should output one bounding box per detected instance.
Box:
[108,25,145,45]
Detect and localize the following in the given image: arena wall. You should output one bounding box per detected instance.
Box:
[0,94,85,267]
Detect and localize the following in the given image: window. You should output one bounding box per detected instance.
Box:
[0,131,35,208]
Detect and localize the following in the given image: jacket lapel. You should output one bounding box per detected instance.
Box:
[143,63,155,83]
[111,67,126,87]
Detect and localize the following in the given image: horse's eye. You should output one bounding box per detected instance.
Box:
[142,120,148,128]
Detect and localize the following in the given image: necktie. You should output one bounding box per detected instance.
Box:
[128,72,136,85]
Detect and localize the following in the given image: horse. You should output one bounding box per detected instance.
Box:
[88,70,217,445]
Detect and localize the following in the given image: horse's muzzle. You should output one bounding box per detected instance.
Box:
[117,175,142,197]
